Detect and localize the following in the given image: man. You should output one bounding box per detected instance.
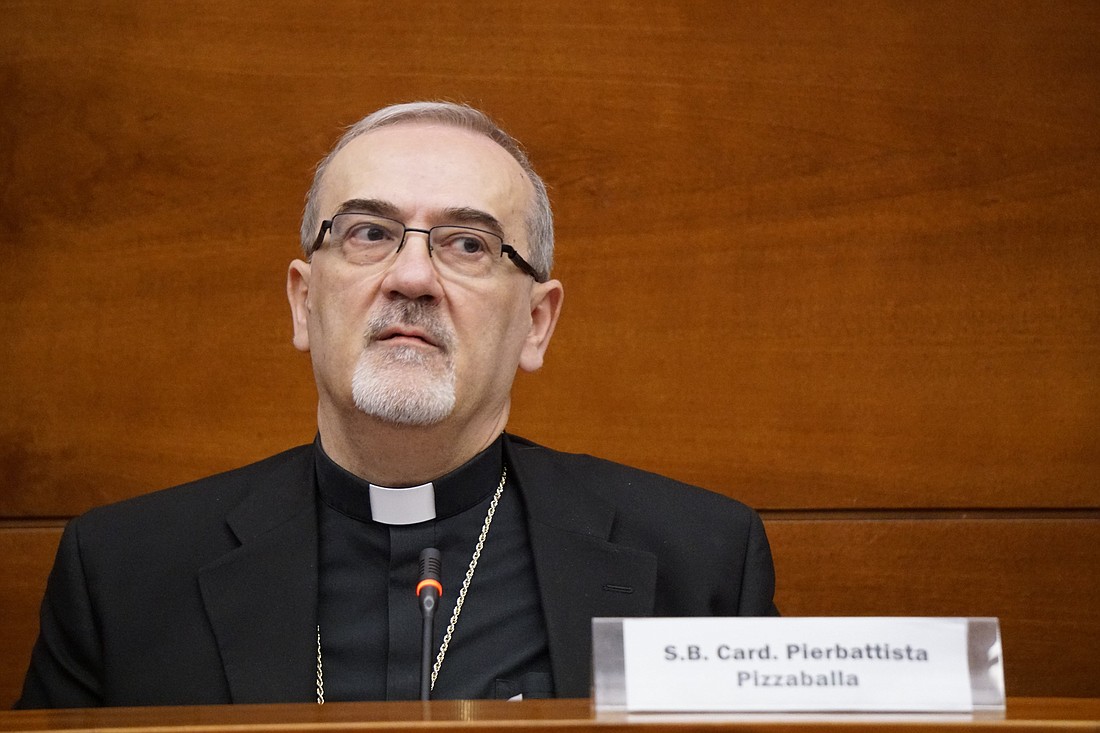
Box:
[17,102,777,708]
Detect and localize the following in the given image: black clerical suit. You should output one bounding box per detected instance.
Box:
[17,435,777,709]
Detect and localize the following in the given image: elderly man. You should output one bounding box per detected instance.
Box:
[17,102,777,708]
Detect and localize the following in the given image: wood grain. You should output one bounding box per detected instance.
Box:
[766,516,1100,698]
[0,527,61,710]
[2,1,1097,515]
[3,517,1096,706]
[0,0,1096,712]
[0,697,1098,731]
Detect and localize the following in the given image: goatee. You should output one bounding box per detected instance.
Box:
[351,300,457,426]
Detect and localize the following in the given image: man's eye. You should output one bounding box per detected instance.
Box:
[457,236,488,254]
[363,226,388,242]
[440,232,490,256]
[347,224,397,244]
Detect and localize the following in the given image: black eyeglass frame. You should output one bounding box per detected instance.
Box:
[310,216,546,282]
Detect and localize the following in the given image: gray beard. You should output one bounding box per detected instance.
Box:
[350,301,457,426]
[351,345,456,425]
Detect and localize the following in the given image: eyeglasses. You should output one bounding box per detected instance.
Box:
[310,212,544,282]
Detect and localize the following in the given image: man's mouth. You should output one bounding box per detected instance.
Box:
[374,326,440,349]
[365,301,454,355]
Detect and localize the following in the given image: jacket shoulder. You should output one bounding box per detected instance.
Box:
[81,445,311,516]
[506,435,777,616]
[68,444,314,558]
[506,434,757,518]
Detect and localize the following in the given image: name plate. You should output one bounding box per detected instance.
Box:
[593,617,1005,713]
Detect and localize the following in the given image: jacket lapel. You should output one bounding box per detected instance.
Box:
[197,448,319,703]
[506,437,657,698]
[194,438,655,701]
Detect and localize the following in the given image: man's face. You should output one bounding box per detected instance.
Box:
[287,123,561,437]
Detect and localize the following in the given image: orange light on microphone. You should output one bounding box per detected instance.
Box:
[416,578,442,597]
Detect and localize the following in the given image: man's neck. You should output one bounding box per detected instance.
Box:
[316,404,510,486]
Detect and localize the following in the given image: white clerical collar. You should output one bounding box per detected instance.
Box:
[368,482,436,525]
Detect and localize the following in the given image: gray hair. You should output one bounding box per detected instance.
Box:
[300,102,554,279]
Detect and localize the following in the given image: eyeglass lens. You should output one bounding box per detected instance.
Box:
[328,213,509,279]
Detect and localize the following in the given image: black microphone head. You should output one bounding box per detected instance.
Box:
[417,548,443,612]
[418,547,442,583]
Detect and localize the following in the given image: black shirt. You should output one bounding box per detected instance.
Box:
[315,436,553,700]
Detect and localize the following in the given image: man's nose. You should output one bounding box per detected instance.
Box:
[380,230,444,301]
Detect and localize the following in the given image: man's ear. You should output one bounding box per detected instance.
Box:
[519,278,564,372]
[287,259,312,352]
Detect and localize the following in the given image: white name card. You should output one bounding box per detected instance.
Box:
[592,617,1005,713]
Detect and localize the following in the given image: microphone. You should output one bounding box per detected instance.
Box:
[417,548,442,700]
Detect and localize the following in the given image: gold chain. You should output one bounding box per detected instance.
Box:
[316,466,507,704]
[315,625,324,704]
[430,466,506,690]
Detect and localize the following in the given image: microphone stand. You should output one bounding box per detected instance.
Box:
[417,548,442,701]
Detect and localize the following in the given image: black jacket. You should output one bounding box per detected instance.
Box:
[17,435,777,708]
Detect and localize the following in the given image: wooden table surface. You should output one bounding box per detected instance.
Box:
[0,697,1096,732]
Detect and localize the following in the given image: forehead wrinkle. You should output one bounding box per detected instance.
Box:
[334,199,509,238]
[333,198,401,218]
[437,207,506,237]
[323,125,535,246]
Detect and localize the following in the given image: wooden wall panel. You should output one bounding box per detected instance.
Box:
[767,516,1100,698]
[2,517,1096,706]
[0,527,61,710]
[2,1,1097,515]
[0,0,1097,707]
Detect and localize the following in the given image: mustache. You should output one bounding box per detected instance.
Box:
[365,300,455,352]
